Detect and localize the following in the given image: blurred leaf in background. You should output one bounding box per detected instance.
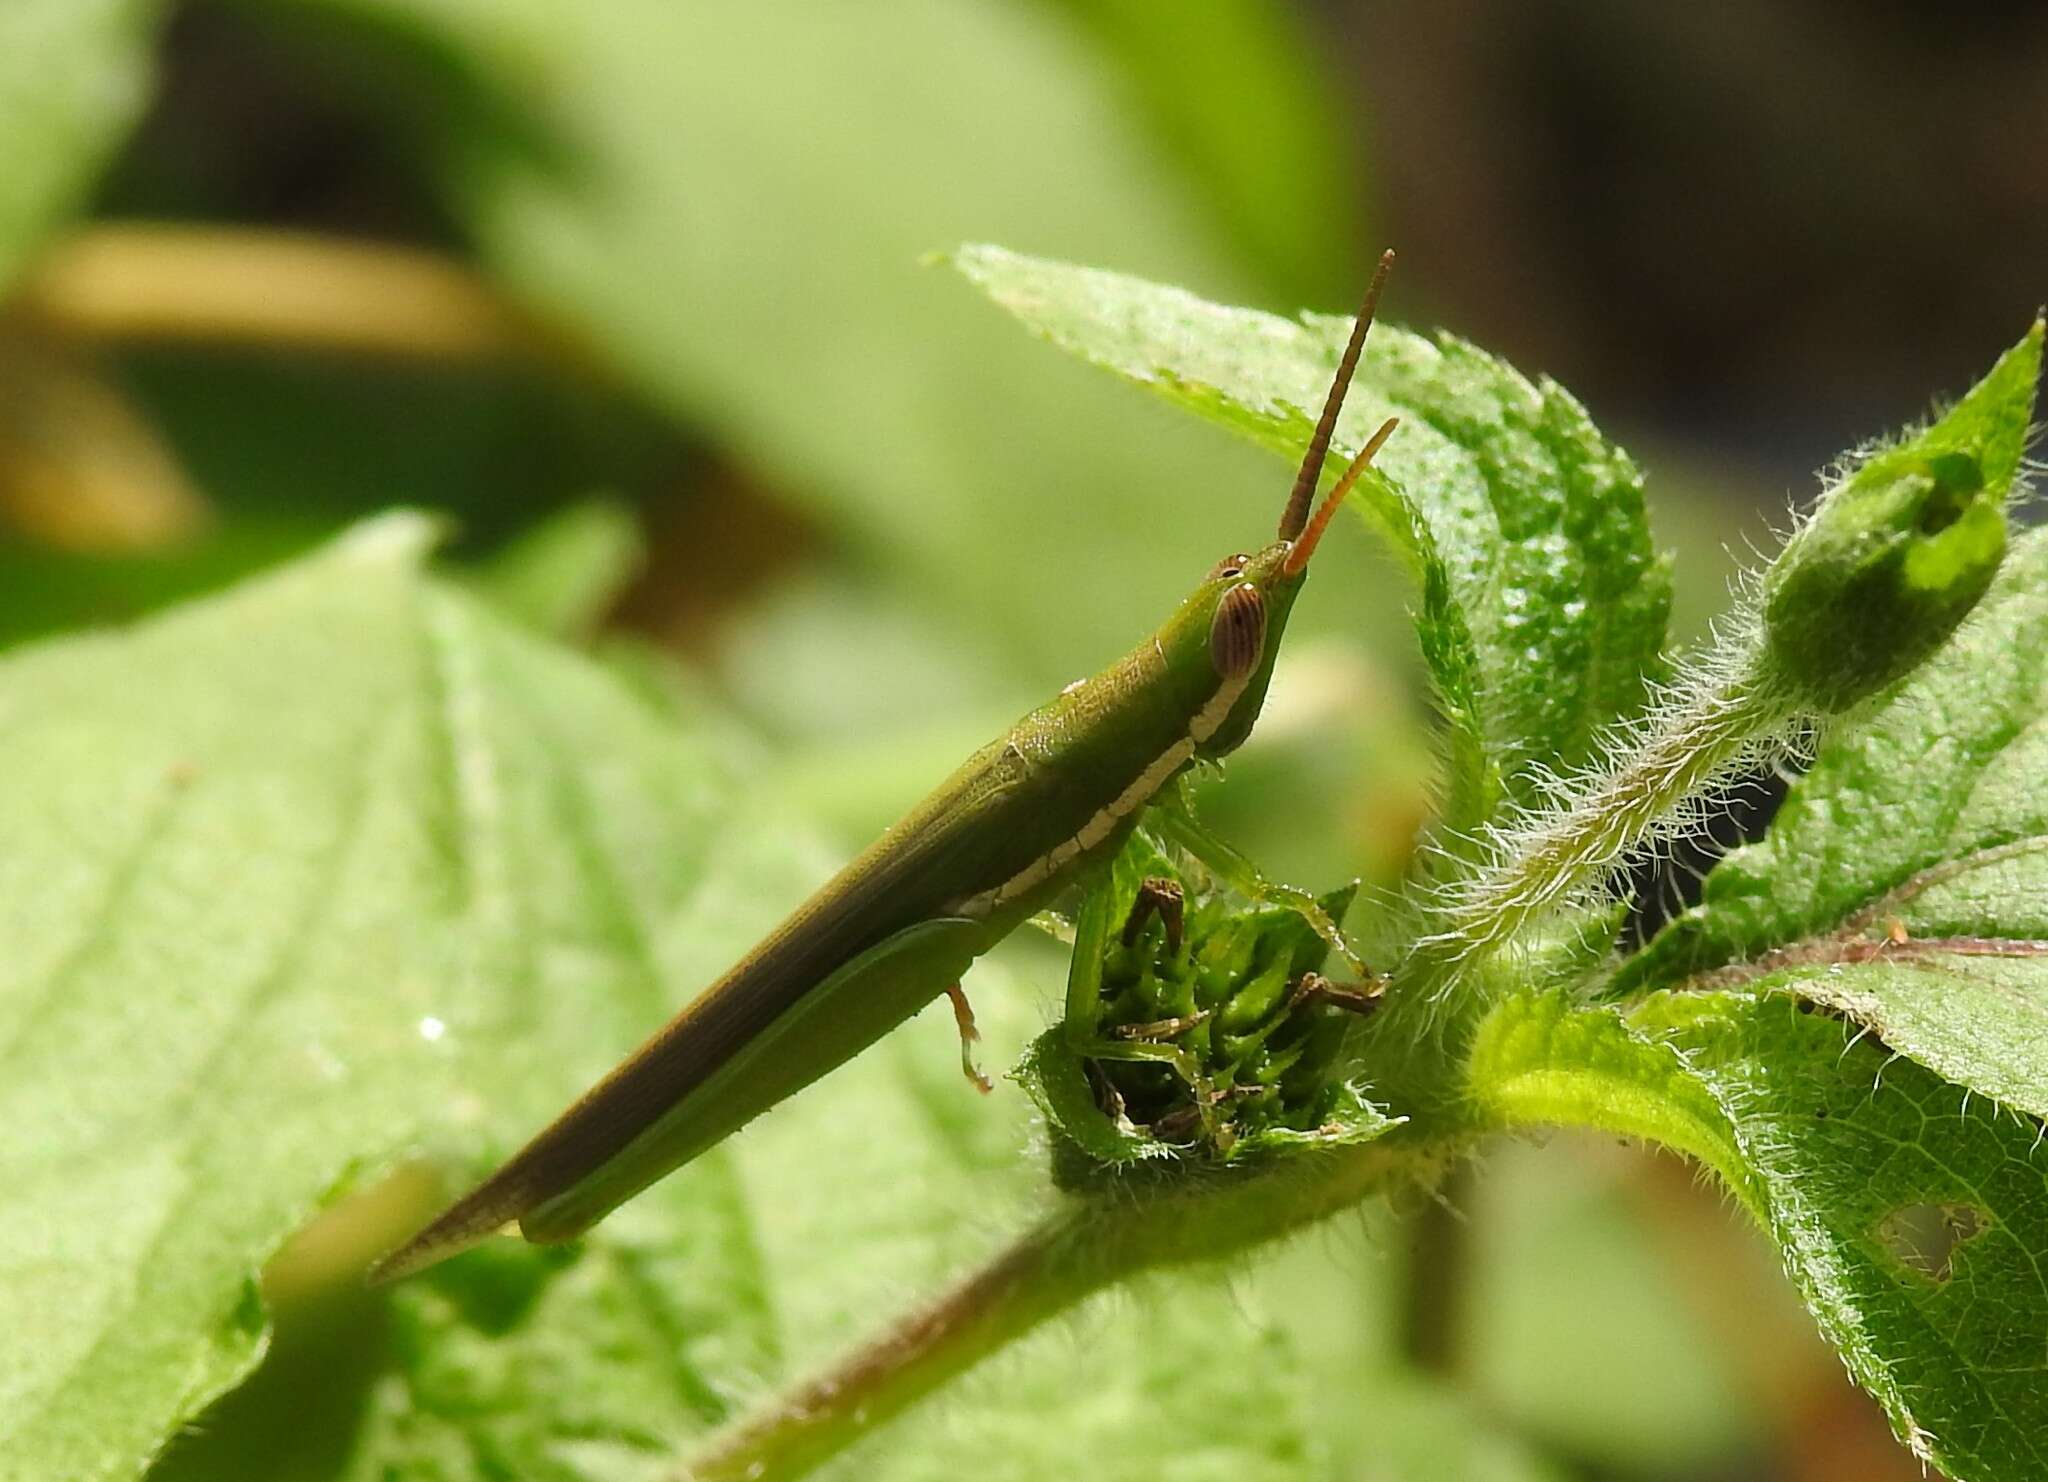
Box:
[0,0,162,291]
[223,0,1376,681]
[1046,0,1363,309]
[6,0,1433,870]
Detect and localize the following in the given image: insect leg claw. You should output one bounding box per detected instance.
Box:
[945,982,993,1094]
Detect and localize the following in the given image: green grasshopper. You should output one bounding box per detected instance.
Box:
[369,253,1400,1284]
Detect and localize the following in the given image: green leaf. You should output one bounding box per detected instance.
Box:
[1398,326,2042,995]
[1464,992,1755,1212]
[0,0,162,289]
[351,1162,777,1481]
[1636,991,2048,1482]
[951,243,1671,821]
[0,515,806,1480]
[1469,988,2048,1479]
[1617,526,2048,1119]
[0,524,1385,1481]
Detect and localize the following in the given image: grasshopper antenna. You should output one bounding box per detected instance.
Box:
[1284,415,1399,576]
[1278,248,1396,541]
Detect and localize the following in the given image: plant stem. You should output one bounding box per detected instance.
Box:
[680,1126,1462,1481]
[682,1214,1074,1482]
[1398,1161,1472,1378]
[1408,671,1794,992]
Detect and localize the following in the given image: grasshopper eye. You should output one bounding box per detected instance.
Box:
[1207,553,1250,582]
[1209,582,1267,680]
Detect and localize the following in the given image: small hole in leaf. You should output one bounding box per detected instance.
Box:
[1910,454,1982,533]
[1915,485,1967,534]
[1876,1202,1990,1282]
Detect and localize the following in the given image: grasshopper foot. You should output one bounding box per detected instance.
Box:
[944,982,993,1094]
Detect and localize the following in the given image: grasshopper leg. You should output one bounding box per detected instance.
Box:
[944,982,993,1094]
[1150,783,1364,974]
[1121,876,1185,956]
[1113,1008,1210,1041]
[1291,970,1387,1017]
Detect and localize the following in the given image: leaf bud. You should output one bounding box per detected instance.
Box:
[1761,448,2005,711]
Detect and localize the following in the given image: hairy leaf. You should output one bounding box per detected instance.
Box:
[1618,524,2048,1118]
[1756,321,2042,711]
[1472,986,2048,1479]
[1464,992,1755,1211]
[951,244,1671,822]
[1637,992,2048,1482]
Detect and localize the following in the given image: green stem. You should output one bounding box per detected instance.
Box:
[1409,671,1794,991]
[680,1126,1464,1481]
[1398,1162,1473,1378]
[681,1214,1072,1482]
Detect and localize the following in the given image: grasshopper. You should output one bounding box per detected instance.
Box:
[370,253,1400,1284]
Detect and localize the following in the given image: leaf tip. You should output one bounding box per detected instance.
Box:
[1757,324,2047,710]
[331,509,450,569]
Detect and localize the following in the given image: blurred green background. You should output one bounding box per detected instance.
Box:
[5,3,2042,1478]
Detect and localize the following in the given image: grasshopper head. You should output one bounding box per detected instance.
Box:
[1182,252,1400,761]
[1183,409,1398,759]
